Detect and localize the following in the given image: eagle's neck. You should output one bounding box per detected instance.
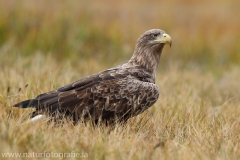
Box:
[128,45,164,74]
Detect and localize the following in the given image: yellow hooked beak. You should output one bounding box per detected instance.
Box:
[154,33,172,47]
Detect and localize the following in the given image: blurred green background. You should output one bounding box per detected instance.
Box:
[0,0,240,71]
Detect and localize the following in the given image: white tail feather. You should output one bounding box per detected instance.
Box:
[30,115,46,122]
[21,115,50,125]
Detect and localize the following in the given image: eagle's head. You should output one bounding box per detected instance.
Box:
[136,29,172,52]
[131,29,172,70]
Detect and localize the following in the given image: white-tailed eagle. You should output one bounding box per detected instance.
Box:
[14,29,172,124]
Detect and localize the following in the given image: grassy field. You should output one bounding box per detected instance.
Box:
[0,0,240,159]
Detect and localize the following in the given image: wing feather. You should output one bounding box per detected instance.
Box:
[57,75,159,120]
[14,66,159,121]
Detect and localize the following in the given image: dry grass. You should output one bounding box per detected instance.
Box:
[0,0,240,159]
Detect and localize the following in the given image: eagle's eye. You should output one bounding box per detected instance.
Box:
[152,34,158,39]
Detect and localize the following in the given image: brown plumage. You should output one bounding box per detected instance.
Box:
[14,29,172,123]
